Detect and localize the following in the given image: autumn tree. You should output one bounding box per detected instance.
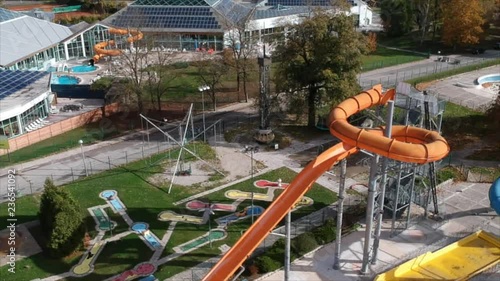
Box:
[441,0,485,48]
[194,54,229,111]
[273,11,368,127]
[367,32,377,53]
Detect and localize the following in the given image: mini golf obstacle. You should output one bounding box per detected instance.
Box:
[215,206,265,226]
[158,210,205,224]
[113,262,156,281]
[173,230,227,254]
[71,241,106,276]
[131,222,163,250]
[89,207,116,231]
[100,190,126,213]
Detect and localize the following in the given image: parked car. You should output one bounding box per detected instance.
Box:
[471,48,485,54]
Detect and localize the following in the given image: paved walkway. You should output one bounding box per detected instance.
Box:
[426,66,499,110]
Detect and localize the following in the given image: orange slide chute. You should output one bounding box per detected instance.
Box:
[202,85,450,281]
[93,28,144,62]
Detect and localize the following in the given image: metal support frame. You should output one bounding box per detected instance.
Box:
[333,158,347,270]
[361,154,379,274]
[284,210,291,281]
[371,100,395,264]
[139,108,225,194]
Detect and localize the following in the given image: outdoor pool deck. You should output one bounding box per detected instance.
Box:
[427,66,499,110]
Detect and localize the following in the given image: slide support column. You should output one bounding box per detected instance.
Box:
[285,210,291,281]
[361,154,379,274]
[333,158,347,269]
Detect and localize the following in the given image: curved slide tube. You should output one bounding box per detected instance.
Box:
[93,28,144,62]
[202,85,450,281]
[489,177,500,215]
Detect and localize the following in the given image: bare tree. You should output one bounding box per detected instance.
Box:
[193,53,229,111]
[143,44,177,111]
[218,6,259,103]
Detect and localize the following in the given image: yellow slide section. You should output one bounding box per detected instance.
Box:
[375,230,500,280]
[202,85,450,281]
[93,28,143,62]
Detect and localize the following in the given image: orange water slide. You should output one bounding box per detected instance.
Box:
[202,85,450,281]
[93,28,143,62]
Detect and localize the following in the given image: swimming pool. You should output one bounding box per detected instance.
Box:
[71,65,97,73]
[52,75,80,85]
[477,74,500,85]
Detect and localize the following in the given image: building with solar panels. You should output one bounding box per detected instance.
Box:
[101,0,372,51]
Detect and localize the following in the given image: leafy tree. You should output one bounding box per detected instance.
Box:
[367,32,378,53]
[143,51,177,111]
[38,178,85,258]
[441,0,485,48]
[273,11,367,127]
[380,0,413,37]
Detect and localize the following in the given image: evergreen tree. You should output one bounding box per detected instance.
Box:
[38,178,85,258]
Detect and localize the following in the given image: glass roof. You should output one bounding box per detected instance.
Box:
[0,8,24,23]
[133,0,210,6]
[213,0,252,24]
[0,71,49,101]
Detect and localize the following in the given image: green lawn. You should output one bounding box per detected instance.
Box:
[0,149,336,280]
[361,46,427,72]
[0,122,121,169]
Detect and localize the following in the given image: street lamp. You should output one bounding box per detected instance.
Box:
[78,139,88,176]
[198,85,210,142]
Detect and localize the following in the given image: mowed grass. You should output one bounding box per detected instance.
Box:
[0,123,120,168]
[0,151,336,280]
[361,46,427,72]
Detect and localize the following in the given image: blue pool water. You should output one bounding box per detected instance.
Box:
[477,74,500,84]
[71,65,97,73]
[52,75,79,85]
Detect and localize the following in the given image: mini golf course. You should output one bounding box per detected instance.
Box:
[44,179,314,280]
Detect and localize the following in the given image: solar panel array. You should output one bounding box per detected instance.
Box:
[0,8,24,23]
[112,6,221,29]
[0,71,48,101]
[265,0,332,6]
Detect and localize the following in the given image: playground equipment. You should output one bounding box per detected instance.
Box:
[93,28,143,63]
[374,230,500,280]
[489,177,500,215]
[202,85,450,280]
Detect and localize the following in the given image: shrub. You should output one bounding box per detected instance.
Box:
[291,232,318,256]
[172,62,190,69]
[255,255,282,273]
[367,32,377,53]
[38,178,85,258]
[312,218,336,244]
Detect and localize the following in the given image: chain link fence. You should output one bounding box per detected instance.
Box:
[359,56,495,89]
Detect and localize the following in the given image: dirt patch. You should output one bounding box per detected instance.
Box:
[416,80,439,91]
[149,146,252,187]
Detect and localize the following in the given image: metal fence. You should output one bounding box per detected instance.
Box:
[358,56,496,89]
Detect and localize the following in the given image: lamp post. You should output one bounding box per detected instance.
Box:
[78,139,88,176]
[198,85,210,142]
